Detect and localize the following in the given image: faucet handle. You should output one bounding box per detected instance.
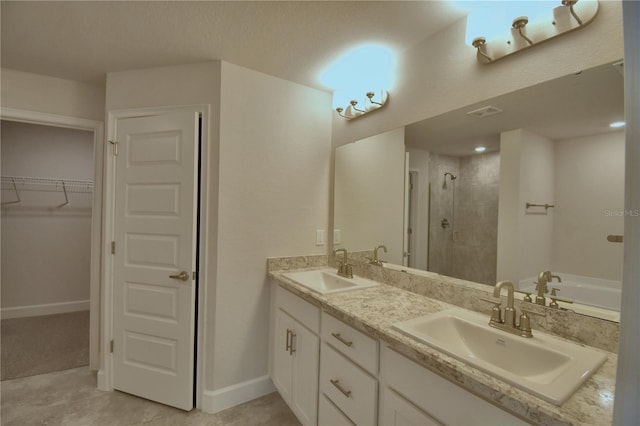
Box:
[480,297,502,323]
[518,308,544,337]
[343,263,353,279]
[549,289,573,308]
[514,289,532,302]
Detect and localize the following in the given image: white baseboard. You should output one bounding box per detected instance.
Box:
[1,300,90,319]
[201,375,276,413]
[97,368,111,391]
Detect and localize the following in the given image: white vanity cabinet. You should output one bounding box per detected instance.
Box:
[270,278,533,426]
[379,346,529,426]
[271,285,320,426]
[319,311,379,426]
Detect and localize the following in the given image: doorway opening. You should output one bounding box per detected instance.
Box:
[1,115,103,380]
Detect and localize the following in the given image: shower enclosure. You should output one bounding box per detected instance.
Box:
[427,153,500,284]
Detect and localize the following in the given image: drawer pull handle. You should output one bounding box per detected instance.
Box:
[331,332,353,347]
[330,379,352,398]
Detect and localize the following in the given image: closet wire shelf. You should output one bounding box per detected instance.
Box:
[1,176,93,206]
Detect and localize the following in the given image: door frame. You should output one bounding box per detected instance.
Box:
[100,105,211,409]
[0,107,104,371]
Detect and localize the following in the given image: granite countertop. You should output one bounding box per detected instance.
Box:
[270,268,616,426]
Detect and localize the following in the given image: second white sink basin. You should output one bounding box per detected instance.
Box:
[393,307,607,405]
[283,268,379,295]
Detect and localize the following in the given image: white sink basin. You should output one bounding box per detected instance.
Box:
[283,269,379,295]
[392,307,607,405]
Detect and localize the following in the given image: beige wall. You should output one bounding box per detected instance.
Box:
[498,129,625,284]
[331,0,623,147]
[212,61,332,392]
[518,130,555,282]
[1,69,105,121]
[497,129,554,283]
[553,131,625,280]
[334,128,405,264]
[1,121,94,312]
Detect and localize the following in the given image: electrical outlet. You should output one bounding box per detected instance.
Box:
[333,229,341,244]
[316,230,325,246]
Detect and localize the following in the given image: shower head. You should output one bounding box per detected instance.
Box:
[443,172,457,189]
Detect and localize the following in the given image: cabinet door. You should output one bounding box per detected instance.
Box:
[381,387,441,426]
[273,309,294,403]
[291,322,320,426]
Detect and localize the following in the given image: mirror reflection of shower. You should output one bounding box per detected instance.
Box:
[443,171,457,272]
[426,153,500,285]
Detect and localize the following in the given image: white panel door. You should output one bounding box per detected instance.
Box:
[112,111,198,411]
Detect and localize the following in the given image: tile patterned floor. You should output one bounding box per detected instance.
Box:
[0,367,300,426]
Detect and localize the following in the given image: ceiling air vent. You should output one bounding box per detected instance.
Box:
[466,105,503,118]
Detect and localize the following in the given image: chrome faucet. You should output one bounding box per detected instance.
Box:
[482,281,543,338]
[535,271,562,306]
[368,245,387,266]
[333,248,353,279]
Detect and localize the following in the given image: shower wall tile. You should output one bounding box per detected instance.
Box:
[428,152,500,285]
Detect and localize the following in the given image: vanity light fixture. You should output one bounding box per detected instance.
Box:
[609,121,625,128]
[335,91,389,120]
[466,0,599,64]
[475,146,487,153]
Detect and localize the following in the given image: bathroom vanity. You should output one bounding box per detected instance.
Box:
[268,257,616,426]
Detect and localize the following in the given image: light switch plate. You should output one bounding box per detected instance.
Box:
[333,229,341,244]
[316,230,325,246]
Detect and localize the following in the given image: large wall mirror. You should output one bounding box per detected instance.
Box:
[333,60,624,322]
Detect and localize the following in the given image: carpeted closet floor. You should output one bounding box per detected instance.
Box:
[1,310,89,381]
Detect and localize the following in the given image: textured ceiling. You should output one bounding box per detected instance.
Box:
[1,1,467,90]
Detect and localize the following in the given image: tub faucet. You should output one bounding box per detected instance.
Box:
[333,248,353,279]
[368,245,387,266]
[535,271,562,306]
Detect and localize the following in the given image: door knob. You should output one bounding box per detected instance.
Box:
[169,271,190,281]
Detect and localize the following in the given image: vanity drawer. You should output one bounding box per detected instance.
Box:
[319,393,355,426]
[276,284,320,333]
[321,311,378,375]
[320,342,378,426]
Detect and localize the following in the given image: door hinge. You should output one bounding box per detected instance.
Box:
[109,140,118,156]
[111,241,116,254]
[110,340,114,353]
